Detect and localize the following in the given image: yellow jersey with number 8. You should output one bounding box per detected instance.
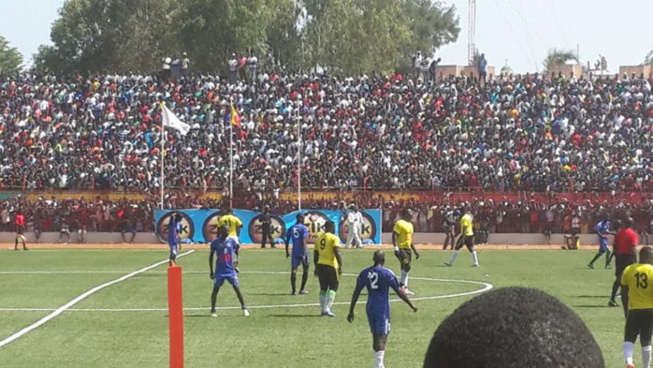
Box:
[316,232,340,269]
[393,220,414,249]
[621,263,653,310]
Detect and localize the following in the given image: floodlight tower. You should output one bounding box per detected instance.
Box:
[468,0,477,65]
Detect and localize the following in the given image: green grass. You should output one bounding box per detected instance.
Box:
[0,248,629,367]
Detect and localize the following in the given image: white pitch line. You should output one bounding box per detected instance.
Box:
[0,273,492,313]
[0,250,195,349]
[0,270,294,275]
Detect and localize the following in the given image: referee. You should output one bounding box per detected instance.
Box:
[610,218,639,316]
[260,206,275,249]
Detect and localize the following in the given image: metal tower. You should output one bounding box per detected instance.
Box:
[468,0,477,65]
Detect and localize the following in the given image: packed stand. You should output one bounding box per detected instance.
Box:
[1,191,650,239]
[1,71,653,193]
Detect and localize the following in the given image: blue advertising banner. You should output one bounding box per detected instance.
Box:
[155,209,382,245]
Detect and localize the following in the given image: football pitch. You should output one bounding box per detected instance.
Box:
[0,247,629,367]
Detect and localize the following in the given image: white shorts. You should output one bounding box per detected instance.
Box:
[228,235,240,245]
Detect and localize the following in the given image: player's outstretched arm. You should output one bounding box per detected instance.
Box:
[284,231,291,258]
[347,284,364,323]
[411,242,420,260]
[393,286,418,312]
[209,246,215,279]
[335,250,343,275]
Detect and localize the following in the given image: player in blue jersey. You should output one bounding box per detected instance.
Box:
[209,224,250,317]
[168,213,183,266]
[285,213,310,295]
[588,213,613,269]
[347,250,418,368]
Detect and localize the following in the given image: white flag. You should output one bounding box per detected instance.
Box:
[162,105,190,135]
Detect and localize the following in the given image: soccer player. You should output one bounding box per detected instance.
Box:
[423,287,605,367]
[285,213,310,295]
[621,246,653,368]
[168,212,182,267]
[209,224,250,317]
[445,205,479,267]
[588,213,612,269]
[217,208,243,245]
[393,208,420,295]
[314,220,342,317]
[610,218,639,313]
[441,208,459,250]
[14,209,27,251]
[347,250,418,368]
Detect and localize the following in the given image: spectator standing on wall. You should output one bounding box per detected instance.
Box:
[181,52,190,76]
[248,54,258,84]
[162,57,172,80]
[238,54,248,83]
[228,54,238,84]
[413,51,423,79]
[477,53,487,85]
[429,57,441,82]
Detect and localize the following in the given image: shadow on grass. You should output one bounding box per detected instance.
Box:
[572,305,612,308]
[269,314,323,318]
[249,293,293,297]
[576,295,610,298]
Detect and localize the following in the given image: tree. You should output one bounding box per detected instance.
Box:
[0,34,23,75]
[34,0,179,74]
[35,0,460,75]
[401,0,460,56]
[543,48,578,74]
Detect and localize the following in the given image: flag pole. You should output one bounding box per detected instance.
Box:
[160,103,165,209]
[229,114,234,210]
[297,118,302,211]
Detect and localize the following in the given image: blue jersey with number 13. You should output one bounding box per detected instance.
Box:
[356,266,400,318]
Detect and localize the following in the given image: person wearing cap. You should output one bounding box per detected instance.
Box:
[346,204,364,249]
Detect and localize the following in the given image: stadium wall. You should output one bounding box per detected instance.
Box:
[0,232,604,246]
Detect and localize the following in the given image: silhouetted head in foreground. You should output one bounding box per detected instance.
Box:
[423,287,605,368]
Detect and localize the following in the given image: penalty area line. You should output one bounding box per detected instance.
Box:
[0,250,195,349]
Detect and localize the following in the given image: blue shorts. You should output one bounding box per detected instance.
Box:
[169,243,178,260]
[368,313,390,336]
[291,254,309,269]
[214,274,239,288]
[599,239,609,253]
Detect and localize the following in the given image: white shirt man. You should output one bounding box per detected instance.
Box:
[346,205,364,248]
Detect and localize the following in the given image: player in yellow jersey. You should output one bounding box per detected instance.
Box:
[217,208,243,244]
[621,246,653,368]
[446,204,479,267]
[217,208,243,271]
[393,208,420,296]
[314,220,342,317]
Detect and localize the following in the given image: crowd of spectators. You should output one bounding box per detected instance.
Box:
[1,70,653,193]
[1,191,651,238]
[1,68,653,236]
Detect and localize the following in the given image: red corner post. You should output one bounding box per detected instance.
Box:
[168,266,184,368]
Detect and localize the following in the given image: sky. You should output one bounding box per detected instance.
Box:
[0,0,651,73]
